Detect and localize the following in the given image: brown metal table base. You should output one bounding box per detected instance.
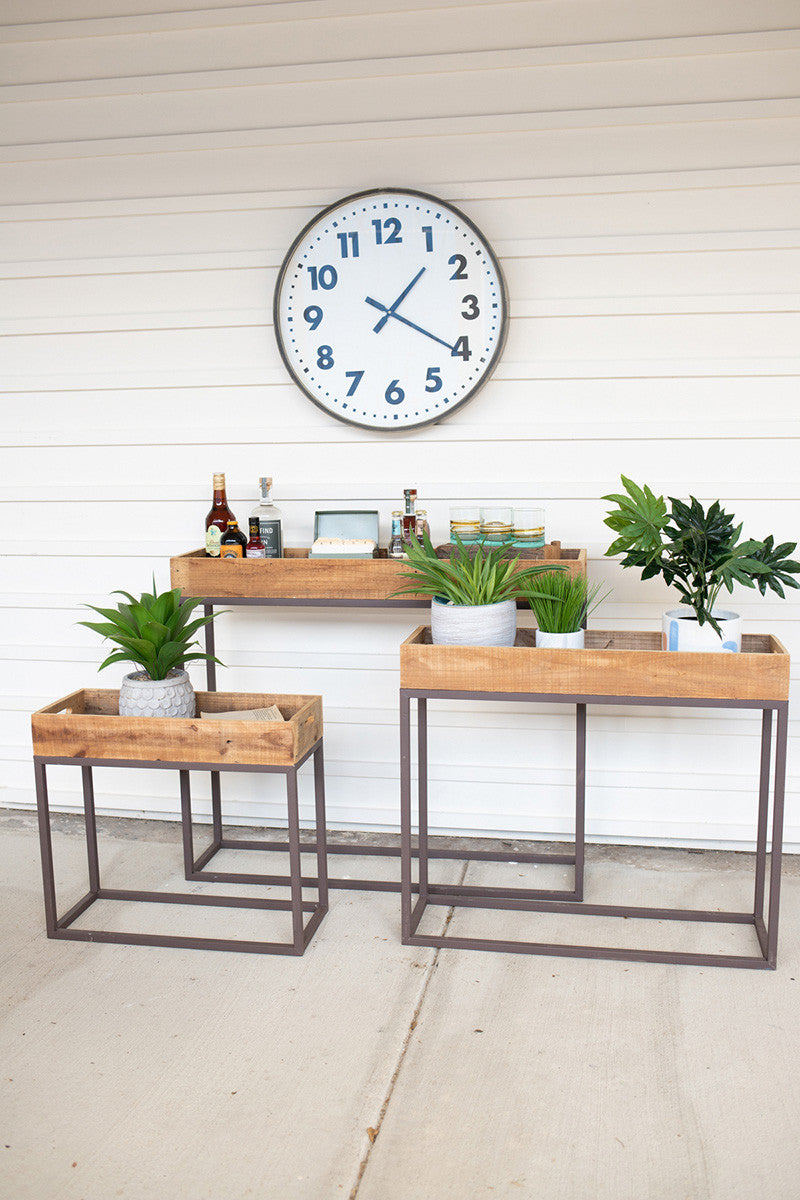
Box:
[401,690,788,969]
[199,601,585,894]
[33,741,328,956]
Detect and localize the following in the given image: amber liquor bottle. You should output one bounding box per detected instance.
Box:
[220,519,247,559]
[205,473,236,557]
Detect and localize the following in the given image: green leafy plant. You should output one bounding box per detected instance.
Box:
[78,579,225,681]
[603,475,800,634]
[523,571,609,634]
[392,531,559,606]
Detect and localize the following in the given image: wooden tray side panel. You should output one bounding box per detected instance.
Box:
[399,628,790,702]
[169,547,586,601]
[32,690,323,766]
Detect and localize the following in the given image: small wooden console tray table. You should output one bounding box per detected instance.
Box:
[31,690,328,955]
[400,629,789,969]
[170,544,586,894]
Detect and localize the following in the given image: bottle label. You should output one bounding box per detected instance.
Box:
[220,544,244,559]
[206,526,222,556]
[258,519,283,558]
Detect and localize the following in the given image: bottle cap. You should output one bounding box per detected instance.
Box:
[213,473,225,487]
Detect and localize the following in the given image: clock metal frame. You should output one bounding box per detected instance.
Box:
[272,186,509,432]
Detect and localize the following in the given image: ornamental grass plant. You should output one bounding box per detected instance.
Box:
[392,531,558,606]
[523,571,609,633]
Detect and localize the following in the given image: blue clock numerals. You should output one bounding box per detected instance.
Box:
[316,345,334,369]
[385,380,405,405]
[345,370,364,396]
[307,265,338,290]
[336,231,359,258]
[373,218,402,245]
[425,367,442,392]
[303,305,323,330]
[452,336,471,361]
[448,254,468,280]
[422,226,434,252]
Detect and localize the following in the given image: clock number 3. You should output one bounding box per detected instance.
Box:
[461,294,480,320]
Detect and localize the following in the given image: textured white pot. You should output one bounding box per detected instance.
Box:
[118,668,196,717]
[662,609,741,654]
[535,628,585,649]
[430,598,517,646]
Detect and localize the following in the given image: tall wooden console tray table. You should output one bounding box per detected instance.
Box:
[171,546,586,894]
[399,629,790,969]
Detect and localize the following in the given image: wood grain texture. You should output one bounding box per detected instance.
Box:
[31,690,322,765]
[169,546,586,600]
[400,628,790,701]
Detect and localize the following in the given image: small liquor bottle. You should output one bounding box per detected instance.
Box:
[415,509,430,542]
[388,511,405,559]
[205,472,236,557]
[402,488,417,543]
[246,517,266,558]
[220,519,247,559]
[251,476,283,558]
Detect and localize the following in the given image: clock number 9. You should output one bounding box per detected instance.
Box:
[317,345,334,369]
[303,305,323,331]
[385,380,405,405]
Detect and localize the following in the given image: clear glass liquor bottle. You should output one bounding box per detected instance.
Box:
[388,511,405,559]
[250,477,283,558]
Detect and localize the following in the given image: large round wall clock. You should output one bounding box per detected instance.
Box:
[273,187,508,431]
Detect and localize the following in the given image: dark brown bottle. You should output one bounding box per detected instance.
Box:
[205,473,236,557]
[246,516,267,558]
[220,519,247,559]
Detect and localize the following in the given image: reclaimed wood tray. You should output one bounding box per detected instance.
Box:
[31,691,322,766]
[400,628,790,703]
[170,544,587,602]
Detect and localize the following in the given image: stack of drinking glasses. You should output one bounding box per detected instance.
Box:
[449,506,546,549]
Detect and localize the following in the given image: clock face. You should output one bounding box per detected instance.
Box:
[273,188,508,431]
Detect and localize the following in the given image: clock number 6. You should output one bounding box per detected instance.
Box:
[385,380,405,405]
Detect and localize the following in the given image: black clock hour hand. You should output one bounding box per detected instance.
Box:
[366,267,426,333]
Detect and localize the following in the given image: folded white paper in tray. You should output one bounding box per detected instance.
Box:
[199,705,285,722]
[310,536,376,554]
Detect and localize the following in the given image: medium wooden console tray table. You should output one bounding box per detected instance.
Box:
[399,628,790,969]
[170,545,586,893]
[31,691,328,955]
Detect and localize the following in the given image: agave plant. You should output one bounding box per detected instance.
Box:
[603,475,800,634]
[523,571,609,634]
[392,531,557,606]
[78,579,224,681]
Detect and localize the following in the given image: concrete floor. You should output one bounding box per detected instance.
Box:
[3,809,800,1200]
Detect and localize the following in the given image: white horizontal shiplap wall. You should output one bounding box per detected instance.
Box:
[2,0,799,847]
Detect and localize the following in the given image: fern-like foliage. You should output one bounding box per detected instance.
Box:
[603,475,800,634]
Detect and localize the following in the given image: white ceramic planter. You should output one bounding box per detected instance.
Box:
[535,628,585,649]
[662,609,741,654]
[118,668,196,717]
[430,598,517,646]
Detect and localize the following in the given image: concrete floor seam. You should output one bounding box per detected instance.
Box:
[348,860,469,1199]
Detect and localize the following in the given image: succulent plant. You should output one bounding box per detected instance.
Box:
[392,531,558,606]
[78,579,224,681]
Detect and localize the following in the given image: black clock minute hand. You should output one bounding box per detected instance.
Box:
[386,310,455,351]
